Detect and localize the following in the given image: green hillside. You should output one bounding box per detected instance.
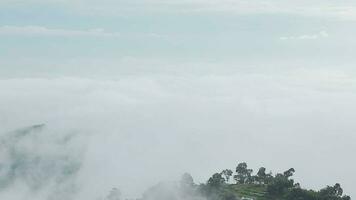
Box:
[228,184,267,200]
[141,162,351,200]
[196,162,350,200]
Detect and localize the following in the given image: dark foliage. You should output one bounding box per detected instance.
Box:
[198,162,351,200]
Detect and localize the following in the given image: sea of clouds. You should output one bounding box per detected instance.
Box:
[0,64,355,199]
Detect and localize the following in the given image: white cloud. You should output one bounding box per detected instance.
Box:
[1,67,356,198]
[0,25,120,37]
[280,31,329,40]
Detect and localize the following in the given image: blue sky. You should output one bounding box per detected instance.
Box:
[1,1,356,199]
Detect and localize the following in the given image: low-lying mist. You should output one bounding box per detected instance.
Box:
[0,124,206,200]
[0,125,83,200]
[0,70,355,199]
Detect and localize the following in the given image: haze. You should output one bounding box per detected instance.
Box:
[0,0,355,199]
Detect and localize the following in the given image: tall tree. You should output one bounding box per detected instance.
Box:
[256,167,267,184]
[221,169,233,183]
[319,183,350,200]
[283,168,295,178]
[207,173,226,188]
[234,162,253,184]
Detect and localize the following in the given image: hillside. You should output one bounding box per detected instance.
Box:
[228,184,267,200]
[198,162,351,200]
[142,162,351,200]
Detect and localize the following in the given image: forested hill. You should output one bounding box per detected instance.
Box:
[141,162,351,200]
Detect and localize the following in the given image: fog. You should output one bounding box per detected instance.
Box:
[0,63,355,199]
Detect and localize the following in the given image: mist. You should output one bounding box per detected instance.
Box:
[0,124,83,200]
[0,64,355,199]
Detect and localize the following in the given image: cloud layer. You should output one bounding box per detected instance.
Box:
[0,66,355,198]
[1,1,356,199]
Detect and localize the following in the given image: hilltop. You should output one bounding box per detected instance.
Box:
[141,162,351,200]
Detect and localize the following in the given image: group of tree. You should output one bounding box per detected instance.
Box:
[108,162,351,200]
[198,162,351,200]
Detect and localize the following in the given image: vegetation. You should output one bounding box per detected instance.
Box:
[107,162,351,200]
[197,162,351,200]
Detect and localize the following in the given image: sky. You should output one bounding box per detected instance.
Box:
[0,0,356,199]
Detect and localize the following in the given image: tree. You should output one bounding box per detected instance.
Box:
[256,167,267,184]
[221,169,233,183]
[285,187,318,200]
[234,162,253,184]
[283,168,295,178]
[333,183,344,197]
[207,173,225,188]
[266,173,295,196]
[200,173,226,200]
[201,172,240,200]
[319,183,350,200]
